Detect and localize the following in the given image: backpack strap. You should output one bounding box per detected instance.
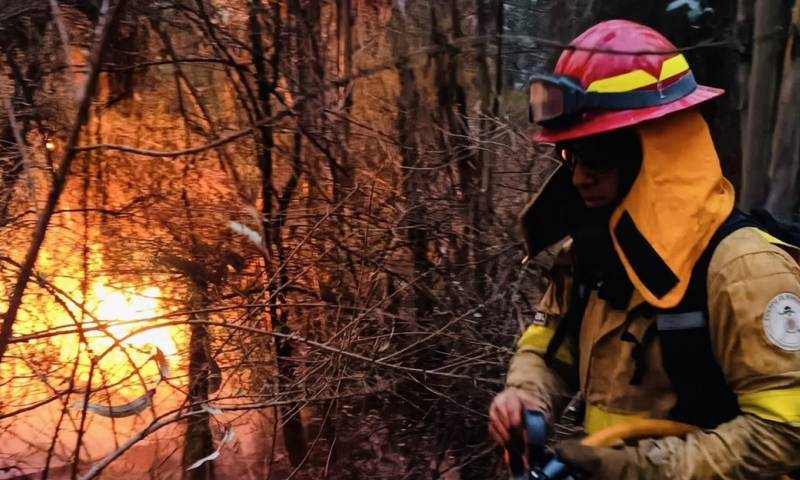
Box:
[654,209,756,427]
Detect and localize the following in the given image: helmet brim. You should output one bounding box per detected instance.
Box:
[533,85,724,144]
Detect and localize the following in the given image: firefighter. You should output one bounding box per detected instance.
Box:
[489,20,800,479]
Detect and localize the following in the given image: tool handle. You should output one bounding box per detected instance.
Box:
[523,410,548,447]
[506,410,548,480]
[539,457,569,479]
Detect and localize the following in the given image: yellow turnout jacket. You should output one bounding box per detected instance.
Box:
[509,110,800,479]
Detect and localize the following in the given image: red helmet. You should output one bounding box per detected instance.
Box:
[531,20,723,143]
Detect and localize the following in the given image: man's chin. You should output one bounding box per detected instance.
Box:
[582,198,612,209]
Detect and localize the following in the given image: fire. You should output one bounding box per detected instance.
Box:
[92,283,176,356]
[53,281,178,397]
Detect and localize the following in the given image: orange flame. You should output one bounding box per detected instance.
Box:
[91,283,176,355]
[52,282,179,398]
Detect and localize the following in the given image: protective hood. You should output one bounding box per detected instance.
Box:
[610,109,734,308]
[520,109,734,309]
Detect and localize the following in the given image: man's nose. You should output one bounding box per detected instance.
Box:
[572,164,597,188]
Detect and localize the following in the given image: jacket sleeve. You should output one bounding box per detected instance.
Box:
[506,330,574,423]
[506,239,578,422]
[616,232,800,479]
[617,414,800,479]
[505,270,577,422]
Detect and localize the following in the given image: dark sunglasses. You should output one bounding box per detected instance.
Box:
[557,147,618,173]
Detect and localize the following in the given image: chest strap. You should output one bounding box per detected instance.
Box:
[656,311,707,330]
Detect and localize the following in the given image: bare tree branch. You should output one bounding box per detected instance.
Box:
[0,0,129,363]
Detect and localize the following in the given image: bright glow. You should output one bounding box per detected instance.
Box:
[0,247,184,407]
[53,282,178,396]
[93,284,176,356]
[45,141,56,151]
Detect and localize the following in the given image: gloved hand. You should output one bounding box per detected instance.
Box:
[488,387,549,445]
[554,439,635,479]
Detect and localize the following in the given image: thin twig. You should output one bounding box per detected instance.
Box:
[73,109,293,157]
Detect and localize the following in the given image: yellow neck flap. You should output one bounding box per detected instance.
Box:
[610,109,735,309]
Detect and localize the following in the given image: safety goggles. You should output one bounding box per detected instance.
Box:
[528,71,697,129]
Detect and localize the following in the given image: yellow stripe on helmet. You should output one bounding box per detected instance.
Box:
[659,54,690,81]
[587,70,659,93]
[586,54,690,93]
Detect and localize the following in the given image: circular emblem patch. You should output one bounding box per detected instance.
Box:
[764,293,800,351]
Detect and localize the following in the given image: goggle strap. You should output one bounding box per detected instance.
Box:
[582,72,698,111]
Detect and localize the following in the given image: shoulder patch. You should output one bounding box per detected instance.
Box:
[764,293,800,351]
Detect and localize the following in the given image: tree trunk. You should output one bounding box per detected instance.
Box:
[766,0,800,219]
[337,0,353,187]
[392,5,434,321]
[473,0,498,297]
[493,0,503,116]
[249,0,307,467]
[740,0,791,210]
[182,291,215,480]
